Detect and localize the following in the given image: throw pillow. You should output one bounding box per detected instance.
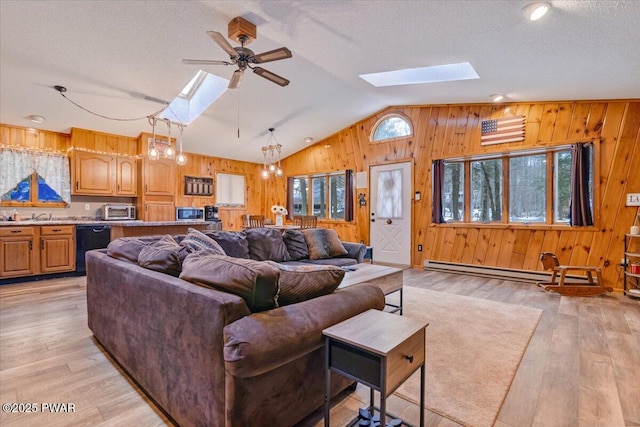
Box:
[205,231,250,259]
[244,228,290,262]
[282,229,309,260]
[180,228,226,255]
[276,264,345,306]
[138,235,190,277]
[107,236,158,264]
[180,252,280,312]
[301,228,348,260]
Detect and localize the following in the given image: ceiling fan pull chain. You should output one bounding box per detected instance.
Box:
[237,88,241,139]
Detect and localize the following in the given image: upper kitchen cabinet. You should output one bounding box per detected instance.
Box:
[137,132,176,196]
[70,128,138,196]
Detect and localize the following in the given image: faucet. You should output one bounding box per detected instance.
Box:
[32,213,50,221]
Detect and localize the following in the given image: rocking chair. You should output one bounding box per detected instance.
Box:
[537,252,613,296]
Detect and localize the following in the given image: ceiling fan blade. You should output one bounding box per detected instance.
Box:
[182,59,233,66]
[228,69,243,89]
[207,31,238,58]
[253,67,290,87]
[253,47,292,64]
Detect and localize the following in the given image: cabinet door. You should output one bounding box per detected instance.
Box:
[74,152,114,195]
[144,159,175,195]
[0,228,37,278]
[144,201,175,222]
[40,226,75,273]
[116,157,137,196]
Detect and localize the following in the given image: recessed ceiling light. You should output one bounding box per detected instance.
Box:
[304,137,314,143]
[359,62,479,87]
[522,2,550,21]
[28,115,45,123]
[490,94,505,102]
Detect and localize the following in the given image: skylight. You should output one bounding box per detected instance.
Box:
[359,62,480,87]
[161,71,228,124]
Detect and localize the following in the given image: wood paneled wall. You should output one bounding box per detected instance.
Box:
[266,101,640,289]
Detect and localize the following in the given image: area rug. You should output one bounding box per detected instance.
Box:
[394,287,542,427]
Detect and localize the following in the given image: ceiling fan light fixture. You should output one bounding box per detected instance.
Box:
[522,2,551,21]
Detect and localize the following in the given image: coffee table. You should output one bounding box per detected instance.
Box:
[323,309,428,427]
[338,263,404,314]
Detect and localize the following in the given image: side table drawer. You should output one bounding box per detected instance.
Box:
[386,329,425,394]
[330,340,381,388]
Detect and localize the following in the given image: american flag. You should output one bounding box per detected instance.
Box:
[481,116,525,145]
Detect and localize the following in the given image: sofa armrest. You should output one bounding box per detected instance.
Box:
[223,283,385,378]
[342,241,366,263]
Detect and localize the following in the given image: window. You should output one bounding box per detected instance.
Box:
[0,150,69,207]
[216,173,245,206]
[289,171,353,220]
[443,162,464,221]
[434,145,594,225]
[471,159,502,222]
[370,113,412,142]
[377,169,403,218]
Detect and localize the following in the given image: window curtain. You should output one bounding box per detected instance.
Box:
[569,143,593,226]
[0,149,34,197]
[34,153,71,204]
[345,169,354,221]
[432,160,445,223]
[0,149,70,204]
[286,177,294,220]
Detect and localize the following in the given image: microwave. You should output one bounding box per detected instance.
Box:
[176,207,205,221]
[103,204,136,220]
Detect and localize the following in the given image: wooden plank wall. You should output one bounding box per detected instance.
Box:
[266,101,640,289]
[0,124,264,231]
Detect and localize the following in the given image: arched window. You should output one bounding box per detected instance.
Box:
[370,113,413,142]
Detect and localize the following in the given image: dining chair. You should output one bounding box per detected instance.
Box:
[247,215,265,228]
[298,215,317,229]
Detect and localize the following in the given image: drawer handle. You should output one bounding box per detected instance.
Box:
[405,355,414,363]
[52,229,62,232]
[10,230,22,233]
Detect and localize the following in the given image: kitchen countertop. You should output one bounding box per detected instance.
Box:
[0,220,213,227]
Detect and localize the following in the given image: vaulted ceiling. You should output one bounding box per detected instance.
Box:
[1,1,639,163]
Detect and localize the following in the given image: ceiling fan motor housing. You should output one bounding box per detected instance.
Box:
[228,17,256,45]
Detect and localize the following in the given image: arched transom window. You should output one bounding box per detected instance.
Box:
[370,113,413,142]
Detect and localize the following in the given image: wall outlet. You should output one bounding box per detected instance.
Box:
[84,203,91,211]
[418,244,423,252]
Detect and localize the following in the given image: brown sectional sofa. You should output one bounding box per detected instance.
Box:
[86,229,384,426]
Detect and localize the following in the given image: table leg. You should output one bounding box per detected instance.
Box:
[420,364,425,427]
[400,288,404,315]
[324,339,331,427]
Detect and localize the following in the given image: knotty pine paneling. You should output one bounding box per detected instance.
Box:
[1,124,70,152]
[268,100,640,289]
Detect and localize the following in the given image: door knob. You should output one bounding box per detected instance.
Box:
[387,219,392,224]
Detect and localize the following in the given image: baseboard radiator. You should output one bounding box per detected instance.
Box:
[423,260,590,283]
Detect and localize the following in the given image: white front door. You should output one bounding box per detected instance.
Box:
[369,162,412,265]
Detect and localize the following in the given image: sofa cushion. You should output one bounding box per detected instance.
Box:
[301,228,348,260]
[205,231,250,259]
[137,235,190,277]
[282,229,309,260]
[244,228,290,262]
[276,264,345,306]
[106,236,159,263]
[180,251,280,312]
[180,228,226,255]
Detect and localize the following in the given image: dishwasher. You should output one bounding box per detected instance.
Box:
[75,224,111,275]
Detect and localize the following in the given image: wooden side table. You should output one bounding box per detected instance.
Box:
[323,309,428,427]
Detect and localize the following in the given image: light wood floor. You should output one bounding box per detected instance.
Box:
[1,270,638,427]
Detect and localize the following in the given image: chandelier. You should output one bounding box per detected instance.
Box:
[261,127,283,178]
[148,115,187,166]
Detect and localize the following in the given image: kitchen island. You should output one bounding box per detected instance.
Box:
[108,220,214,240]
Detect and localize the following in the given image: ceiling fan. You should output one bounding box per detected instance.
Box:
[182,17,292,89]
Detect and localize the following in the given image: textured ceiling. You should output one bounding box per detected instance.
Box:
[1,0,639,164]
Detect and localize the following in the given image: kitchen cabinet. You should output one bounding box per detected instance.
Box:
[39,225,75,273]
[144,158,175,196]
[0,225,75,279]
[72,152,137,196]
[142,201,175,222]
[0,227,37,278]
